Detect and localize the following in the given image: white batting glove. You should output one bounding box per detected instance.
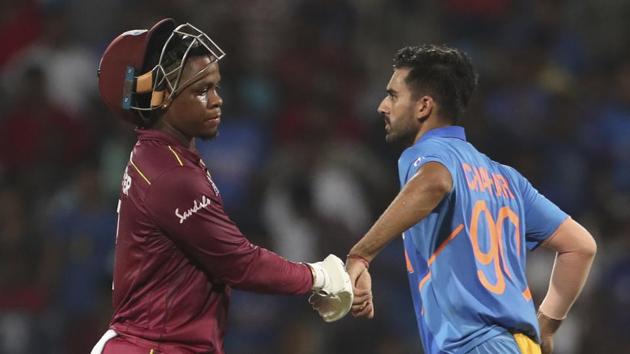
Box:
[307,254,353,322]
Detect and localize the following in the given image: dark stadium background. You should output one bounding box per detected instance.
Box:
[0,0,628,353]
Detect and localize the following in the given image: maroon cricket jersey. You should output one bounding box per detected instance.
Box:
[109,129,312,353]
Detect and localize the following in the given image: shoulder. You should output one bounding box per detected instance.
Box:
[493,161,527,187]
[400,140,438,163]
[143,164,219,216]
[149,164,209,195]
[141,164,223,228]
[398,139,461,185]
[416,137,464,156]
[402,138,463,167]
[128,139,192,185]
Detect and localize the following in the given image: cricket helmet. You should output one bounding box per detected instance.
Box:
[97,18,225,126]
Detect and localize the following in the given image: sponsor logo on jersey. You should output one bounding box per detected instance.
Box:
[122,29,148,36]
[206,172,220,196]
[175,195,212,224]
[199,159,220,196]
[122,167,132,195]
[413,156,425,167]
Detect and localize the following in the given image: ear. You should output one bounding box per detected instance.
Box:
[160,95,173,110]
[415,96,434,122]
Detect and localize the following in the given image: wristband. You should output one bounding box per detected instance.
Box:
[347,254,370,269]
[306,263,327,290]
[537,311,563,335]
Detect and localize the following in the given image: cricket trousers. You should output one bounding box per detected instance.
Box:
[92,330,163,354]
[92,329,219,354]
[103,336,164,354]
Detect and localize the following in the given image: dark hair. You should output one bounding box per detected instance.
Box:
[393,45,478,123]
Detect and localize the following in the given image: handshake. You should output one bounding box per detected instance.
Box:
[307,254,374,322]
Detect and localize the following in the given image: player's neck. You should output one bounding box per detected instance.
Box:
[154,120,194,148]
[413,118,452,144]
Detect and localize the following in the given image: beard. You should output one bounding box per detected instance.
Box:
[385,118,418,147]
[198,130,219,141]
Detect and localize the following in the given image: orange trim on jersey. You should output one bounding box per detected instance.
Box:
[130,159,151,185]
[419,271,432,291]
[428,224,464,265]
[168,145,184,166]
[405,249,415,273]
[522,286,532,301]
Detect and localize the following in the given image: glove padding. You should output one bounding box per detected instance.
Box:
[308,254,353,322]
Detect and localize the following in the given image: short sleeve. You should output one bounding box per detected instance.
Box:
[401,141,457,187]
[144,166,312,294]
[520,177,569,250]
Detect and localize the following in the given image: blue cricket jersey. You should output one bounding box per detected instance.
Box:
[398,126,568,354]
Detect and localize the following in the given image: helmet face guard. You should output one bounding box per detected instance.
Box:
[98,19,225,126]
[125,23,226,113]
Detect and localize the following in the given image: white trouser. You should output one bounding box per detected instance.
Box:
[90,329,118,354]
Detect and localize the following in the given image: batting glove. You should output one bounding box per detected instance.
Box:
[308,254,353,322]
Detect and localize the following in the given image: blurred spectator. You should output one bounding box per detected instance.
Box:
[581,220,630,353]
[43,165,115,354]
[441,0,511,40]
[0,65,88,192]
[582,59,630,194]
[0,0,42,70]
[1,6,98,114]
[0,1,627,353]
[0,187,48,354]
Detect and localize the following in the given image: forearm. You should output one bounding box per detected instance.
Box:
[539,219,596,319]
[539,248,595,319]
[350,192,435,260]
[350,162,451,261]
[228,246,313,294]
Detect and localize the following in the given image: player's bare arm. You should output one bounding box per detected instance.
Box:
[347,161,452,318]
[350,161,452,260]
[537,218,596,354]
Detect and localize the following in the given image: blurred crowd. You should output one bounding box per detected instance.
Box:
[0,0,629,353]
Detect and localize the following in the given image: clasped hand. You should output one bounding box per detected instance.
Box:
[308,255,374,322]
[346,257,374,319]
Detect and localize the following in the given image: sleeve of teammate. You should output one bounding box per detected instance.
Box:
[307,255,354,322]
[537,218,596,354]
[144,166,313,294]
[347,162,452,318]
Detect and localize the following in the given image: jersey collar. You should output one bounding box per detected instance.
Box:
[416,125,467,144]
[136,128,202,162]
